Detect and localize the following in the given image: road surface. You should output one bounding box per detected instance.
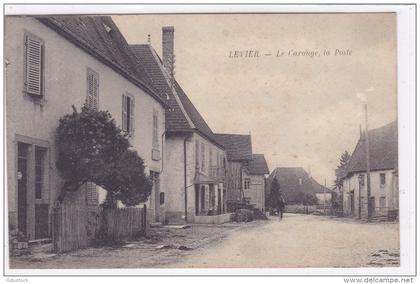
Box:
[165,214,399,268]
[10,214,399,269]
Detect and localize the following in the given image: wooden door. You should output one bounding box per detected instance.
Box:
[17,143,29,236]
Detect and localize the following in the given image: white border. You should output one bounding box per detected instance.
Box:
[2,3,416,278]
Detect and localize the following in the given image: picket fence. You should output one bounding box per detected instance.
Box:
[52,204,148,253]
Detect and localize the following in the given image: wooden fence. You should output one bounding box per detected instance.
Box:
[52,204,148,253]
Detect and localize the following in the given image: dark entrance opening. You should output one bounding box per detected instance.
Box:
[17,143,29,236]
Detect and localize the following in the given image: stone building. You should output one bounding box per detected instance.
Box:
[130,27,229,224]
[342,121,398,220]
[5,16,166,240]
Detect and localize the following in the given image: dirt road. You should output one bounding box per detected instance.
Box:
[10,214,399,269]
[165,214,400,268]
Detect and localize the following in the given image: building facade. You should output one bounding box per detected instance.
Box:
[5,16,166,240]
[214,134,253,211]
[130,27,228,224]
[242,154,269,211]
[342,121,398,219]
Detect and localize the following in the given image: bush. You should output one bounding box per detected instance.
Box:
[230,209,254,222]
[252,208,268,220]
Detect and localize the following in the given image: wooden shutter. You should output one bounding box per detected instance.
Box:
[201,143,205,171]
[122,94,127,132]
[87,70,99,110]
[153,111,158,146]
[86,182,98,206]
[195,140,200,167]
[25,35,43,96]
[129,95,135,134]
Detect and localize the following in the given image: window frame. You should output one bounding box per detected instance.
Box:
[244,178,251,190]
[23,31,45,102]
[380,173,386,187]
[122,93,135,136]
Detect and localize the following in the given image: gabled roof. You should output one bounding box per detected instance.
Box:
[346,121,398,176]
[214,134,253,161]
[266,167,331,203]
[247,154,269,175]
[36,16,166,106]
[129,44,224,148]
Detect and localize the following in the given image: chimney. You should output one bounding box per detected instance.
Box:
[162,26,175,87]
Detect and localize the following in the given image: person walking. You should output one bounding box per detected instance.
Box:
[278,194,286,220]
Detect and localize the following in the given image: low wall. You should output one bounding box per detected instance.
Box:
[284,205,317,214]
[193,213,232,224]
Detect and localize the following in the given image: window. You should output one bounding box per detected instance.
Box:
[86,182,98,206]
[209,148,213,169]
[34,147,46,199]
[244,178,250,190]
[153,111,159,148]
[298,178,303,185]
[24,33,44,97]
[86,69,99,110]
[195,140,200,168]
[201,143,205,171]
[122,94,135,135]
[379,196,386,207]
[359,174,365,187]
[380,173,386,186]
[160,192,165,205]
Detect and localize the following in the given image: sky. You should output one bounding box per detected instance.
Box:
[113,13,397,187]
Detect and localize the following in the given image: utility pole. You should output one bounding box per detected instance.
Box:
[324,178,326,214]
[365,103,372,221]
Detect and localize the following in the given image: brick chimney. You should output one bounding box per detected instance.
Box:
[162,26,175,86]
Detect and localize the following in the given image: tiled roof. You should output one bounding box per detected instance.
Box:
[129,44,191,131]
[247,154,269,175]
[266,167,331,203]
[214,134,253,161]
[129,44,224,148]
[37,16,165,106]
[346,121,398,176]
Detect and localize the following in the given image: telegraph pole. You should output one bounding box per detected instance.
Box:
[365,103,372,221]
[324,178,326,214]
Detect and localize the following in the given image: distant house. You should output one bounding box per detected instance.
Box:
[214,134,269,211]
[243,154,269,211]
[266,167,331,206]
[214,134,252,211]
[342,121,398,219]
[130,27,228,224]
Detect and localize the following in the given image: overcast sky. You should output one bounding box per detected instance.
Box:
[113,13,397,187]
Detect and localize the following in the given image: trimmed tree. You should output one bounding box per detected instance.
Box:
[55,105,152,206]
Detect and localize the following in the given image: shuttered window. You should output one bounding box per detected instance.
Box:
[86,182,98,206]
[153,111,159,147]
[122,94,135,135]
[201,143,205,171]
[86,69,99,110]
[25,34,44,97]
[209,148,213,168]
[195,140,200,168]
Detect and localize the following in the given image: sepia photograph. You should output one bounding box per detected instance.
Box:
[2,3,416,278]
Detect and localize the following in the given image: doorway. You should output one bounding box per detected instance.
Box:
[195,184,200,215]
[17,143,29,236]
[151,171,160,222]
